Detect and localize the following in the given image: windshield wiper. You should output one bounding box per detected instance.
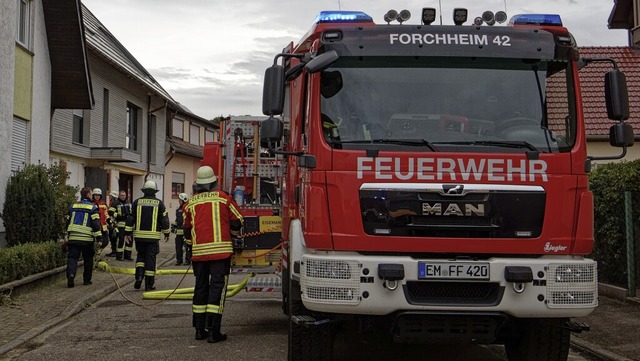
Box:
[329,138,437,151]
[432,140,539,152]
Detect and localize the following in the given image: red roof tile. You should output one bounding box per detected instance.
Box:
[578,47,640,136]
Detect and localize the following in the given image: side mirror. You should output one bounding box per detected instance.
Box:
[260,116,284,144]
[605,69,630,120]
[305,50,339,74]
[610,122,634,147]
[262,65,285,116]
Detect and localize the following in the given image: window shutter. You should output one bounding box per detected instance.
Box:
[173,119,184,138]
[11,118,28,171]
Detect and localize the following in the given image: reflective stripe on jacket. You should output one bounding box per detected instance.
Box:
[183,191,243,262]
[125,195,170,241]
[67,199,101,243]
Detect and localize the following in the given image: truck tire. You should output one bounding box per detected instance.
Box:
[505,318,570,361]
[288,282,333,361]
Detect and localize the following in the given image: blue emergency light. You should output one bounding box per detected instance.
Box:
[313,11,373,24]
[509,14,563,26]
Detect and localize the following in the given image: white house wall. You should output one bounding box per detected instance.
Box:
[30,0,51,167]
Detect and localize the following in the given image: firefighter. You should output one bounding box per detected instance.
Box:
[92,188,110,252]
[109,190,133,261]
[170,192,191,265]
[125,180,170,291]
[183,166,243,343]
[105,191,119,257]
[66,187,105,287]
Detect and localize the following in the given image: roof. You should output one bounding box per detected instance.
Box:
[42,0,93,109]
[578,47,640,136]
[81,5,176,106]
[167,137,204,159]
[608,0,633,29]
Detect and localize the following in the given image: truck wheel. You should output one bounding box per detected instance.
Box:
[505,318,570,361]
[288,283,333,361]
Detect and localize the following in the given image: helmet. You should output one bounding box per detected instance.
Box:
[141,180,159,193]
[178,193,189,202]
[196,166,217,184]
[92,188,102,196]
[109,190,118,198]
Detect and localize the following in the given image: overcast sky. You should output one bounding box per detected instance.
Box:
[81,0,628,120]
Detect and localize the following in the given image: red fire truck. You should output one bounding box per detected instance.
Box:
[258,8,633,361]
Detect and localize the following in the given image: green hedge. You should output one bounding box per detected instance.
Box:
[589,159,640,287]
[0,241,66,285]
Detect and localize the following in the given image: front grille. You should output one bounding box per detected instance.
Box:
[404,281,504,306]
[410,216,495,227]
[394,313,504,344]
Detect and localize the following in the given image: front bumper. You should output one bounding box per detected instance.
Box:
[299,253,597,317]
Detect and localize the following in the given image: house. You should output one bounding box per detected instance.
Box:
[609,0,639,48]
[579,46,640,163]
[0,0,92,245]
[164,104,218,220]
[50,4,179,202]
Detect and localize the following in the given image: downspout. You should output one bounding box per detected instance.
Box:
[145,95,152,181]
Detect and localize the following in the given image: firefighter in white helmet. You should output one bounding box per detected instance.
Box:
[92,188,110,252]
[170,192,191,265]
[125,180,170,291]
[183,166,243,343]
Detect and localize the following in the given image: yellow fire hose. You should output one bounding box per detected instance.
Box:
[142,273,252,300]
[96,261,253,301]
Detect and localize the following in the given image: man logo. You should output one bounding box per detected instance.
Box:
[443,184,464,195]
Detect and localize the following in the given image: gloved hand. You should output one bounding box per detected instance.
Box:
[170,224,177,234]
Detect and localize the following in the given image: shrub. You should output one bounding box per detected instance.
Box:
[0,241,66,284]
[589,159,640,287]
[0,163,77,246]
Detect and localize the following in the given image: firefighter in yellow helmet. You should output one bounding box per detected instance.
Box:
[183,166,243,343]
[125,180,170,291]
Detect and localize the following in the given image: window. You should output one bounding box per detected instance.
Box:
[190,124,200,145]
[72,109,84,144]
[171,172,185,198]
[205,129,215,143]
[102,89,109,146]
[126,103,139,151]
[149,114,157,164]
[11,118,28,171]
[16,0,31,48]
[172,119,184,139]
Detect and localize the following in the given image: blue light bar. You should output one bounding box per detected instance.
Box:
[509,14,563,26]
[313,11,373,24]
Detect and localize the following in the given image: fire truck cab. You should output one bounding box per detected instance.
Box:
[260,8,632,361]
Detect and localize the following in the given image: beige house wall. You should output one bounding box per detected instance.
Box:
[164,153,201,223]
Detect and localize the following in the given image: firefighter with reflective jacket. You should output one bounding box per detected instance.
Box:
[109,190,133,260]
[171,193,191,265]
[92,188,110,251]
[125,180,170,291]
[183,166,243,343]
[66,187,105,288]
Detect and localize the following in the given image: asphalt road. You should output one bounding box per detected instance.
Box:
[2,273,594,361]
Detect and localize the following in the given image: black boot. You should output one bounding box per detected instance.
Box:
[195,329,208,340]
[116,252,123,261]
[67,275,75,288]
[207,314,227,343]
[145,276,156,291]
[134,267,144,289]
[124,251,133,260]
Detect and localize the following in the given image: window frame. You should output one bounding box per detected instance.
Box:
[171,171,185,199]
[172,118,184,139]
[126,103,139,151]
[16,0,31,49]
[72,109,85,144]
[189,124,201,145]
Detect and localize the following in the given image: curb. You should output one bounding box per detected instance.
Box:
[0,254,175,356]
[570,337,635,361]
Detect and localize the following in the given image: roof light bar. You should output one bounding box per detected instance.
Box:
[314,11,373,24]
[509,14,563,26]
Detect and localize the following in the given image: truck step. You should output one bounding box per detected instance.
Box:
[562,320,590,333]
[245,275,281,292]
[232,265,278,274]
[291,315,332,327]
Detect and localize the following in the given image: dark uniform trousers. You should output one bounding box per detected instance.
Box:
[116,226,131,260]
[192,256,231,330]
[66,242,96,282]
[135,240,159,288]
[175,234,192,264]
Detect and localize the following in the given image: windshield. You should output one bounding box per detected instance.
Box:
[320,57,576,153]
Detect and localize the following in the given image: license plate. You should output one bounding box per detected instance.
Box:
[418,262,490,280]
